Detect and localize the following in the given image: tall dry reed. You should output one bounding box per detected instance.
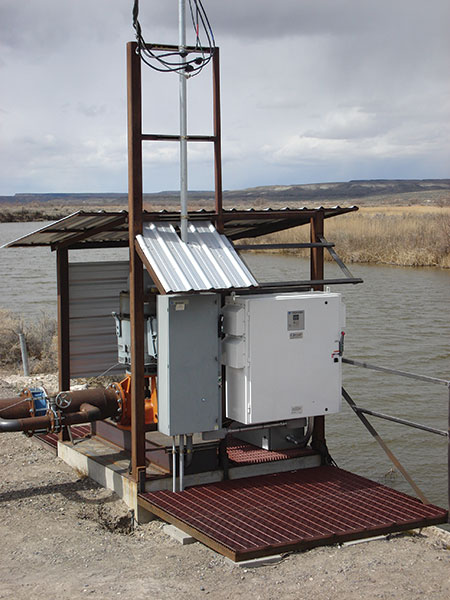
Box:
[243,206,450,268]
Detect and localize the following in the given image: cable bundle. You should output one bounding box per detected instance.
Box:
[132,0,215,76]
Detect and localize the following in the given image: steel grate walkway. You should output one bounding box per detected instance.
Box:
[226,435,317,465]
[139,466,448,561]
[36,425,91,451]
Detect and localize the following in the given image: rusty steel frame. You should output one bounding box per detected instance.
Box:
[125,42,225,485]
[56,248,70,392]
[310,211,326,456]
[127,41,146,486]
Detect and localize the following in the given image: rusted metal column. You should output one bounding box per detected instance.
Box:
[212,48,223,232]
[310,211,326,453]
[127,41,146,486]
[56,247,70,391]
[448,384,450,522]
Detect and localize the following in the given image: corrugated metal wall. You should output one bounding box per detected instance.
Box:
[69,261,129,378]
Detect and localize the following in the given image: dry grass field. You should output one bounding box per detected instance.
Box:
[244,206,450,268]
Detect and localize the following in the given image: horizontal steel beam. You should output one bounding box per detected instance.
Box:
[234,242,334,250]
[142,134,215,142]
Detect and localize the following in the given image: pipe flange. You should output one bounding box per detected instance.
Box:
[20,388,34,417]
[107,382,124,421]
[55,391,72,410]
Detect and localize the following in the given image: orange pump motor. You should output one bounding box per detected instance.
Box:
[108,374,157,430]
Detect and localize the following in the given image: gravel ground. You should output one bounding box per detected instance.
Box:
[1,375,449,600]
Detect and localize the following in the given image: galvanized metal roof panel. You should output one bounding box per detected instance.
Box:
[1,211,127,248]
[2,206,358,248]
[136,221,258,293]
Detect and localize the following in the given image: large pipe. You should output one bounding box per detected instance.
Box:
[0,388,120,434]
[0,388,118,420]
[0,404,104,434]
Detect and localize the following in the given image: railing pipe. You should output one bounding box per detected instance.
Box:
[343,356,450,522]
[343,357,449,387]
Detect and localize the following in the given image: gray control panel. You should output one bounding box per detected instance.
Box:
[157,293,221,436]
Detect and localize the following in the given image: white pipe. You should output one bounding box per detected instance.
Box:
[18,333,29,377]
[179,0,188,242]
[172,436,177,493]
[179,434,185,492]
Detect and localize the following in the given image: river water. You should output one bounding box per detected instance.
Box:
[1,222,449,511]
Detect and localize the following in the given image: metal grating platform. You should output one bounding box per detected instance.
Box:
[36,425,92,451]
[226,436,317,465]
[139,466,448,561]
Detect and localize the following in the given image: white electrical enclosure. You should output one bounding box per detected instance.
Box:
[222,292,345,424]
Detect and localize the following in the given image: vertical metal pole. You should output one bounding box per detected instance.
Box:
[179,434,185,492]
[212,48,223,232]
[56,247,70,391]
[179,0,189,242]
[448,385,450,522]
[310,211,326,454]
[172,437,177,493]
[18,333,29,377]
[127,41,146,483]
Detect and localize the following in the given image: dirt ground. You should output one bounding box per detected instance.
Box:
[1,374,449,600]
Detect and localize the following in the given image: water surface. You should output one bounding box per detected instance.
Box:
[1,223,449,510]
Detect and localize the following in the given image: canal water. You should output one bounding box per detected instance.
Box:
[0,222,449,511]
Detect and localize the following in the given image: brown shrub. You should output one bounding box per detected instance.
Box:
[0,309,57,373]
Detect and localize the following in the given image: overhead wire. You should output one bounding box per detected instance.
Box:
[132,0,215,76]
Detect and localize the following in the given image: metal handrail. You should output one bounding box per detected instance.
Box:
[343,357,450,388]
[342,357,449,520]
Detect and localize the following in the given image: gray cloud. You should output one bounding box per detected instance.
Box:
[0,0,448,194]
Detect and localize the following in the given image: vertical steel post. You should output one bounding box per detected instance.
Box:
[448,384,450,522]
[179,0,189,242]
[179,434,185,492]
[127,41,146,484]
[310,211,326,454]
[18,333,29,377]
[57,247,70,391]
[212,48,223,232]
[172,437,177,493]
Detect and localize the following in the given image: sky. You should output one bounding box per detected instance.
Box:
[1,0,449,195]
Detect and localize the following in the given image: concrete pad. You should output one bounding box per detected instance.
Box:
[226,554,284,568]
[163,524,197,545]
[57,438,155,524]
[341,534,388,547]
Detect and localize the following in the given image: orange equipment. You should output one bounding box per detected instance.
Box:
[108,374,157,430]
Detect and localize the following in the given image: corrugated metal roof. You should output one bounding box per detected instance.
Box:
[136,221,258,293]
[1,211,128,248]
[2,206,358,248]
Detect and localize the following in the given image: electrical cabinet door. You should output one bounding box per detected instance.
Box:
[222,292,344,424]
[157,293,221,436]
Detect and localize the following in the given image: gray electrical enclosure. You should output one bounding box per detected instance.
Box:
[157,293,221,436]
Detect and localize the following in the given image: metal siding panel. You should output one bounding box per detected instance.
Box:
[137,221,258,293]
[68,261,129,378]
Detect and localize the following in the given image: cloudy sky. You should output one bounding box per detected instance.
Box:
[1,0,449,195]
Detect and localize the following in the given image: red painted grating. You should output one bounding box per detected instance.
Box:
[139,466,448,561]
[226,435,316,464]
[36,425,91,451]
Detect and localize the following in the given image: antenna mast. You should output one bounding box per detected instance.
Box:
[179,0,188,242]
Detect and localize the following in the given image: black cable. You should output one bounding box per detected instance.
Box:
[132,0,215,76]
